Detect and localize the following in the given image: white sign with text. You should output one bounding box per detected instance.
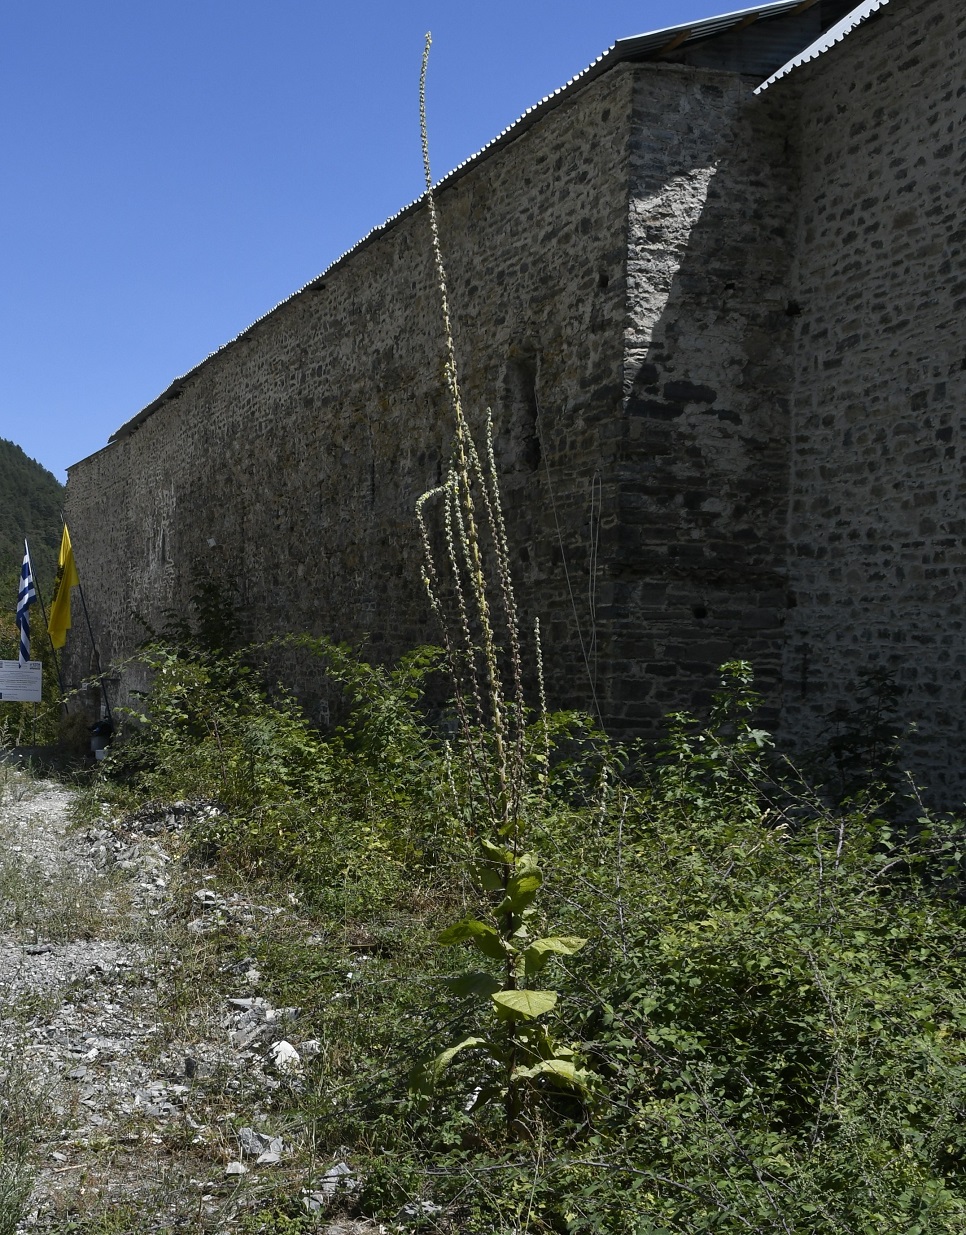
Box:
[0,660,43,702]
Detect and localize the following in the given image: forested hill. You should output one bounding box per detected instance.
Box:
[0,438,64,594]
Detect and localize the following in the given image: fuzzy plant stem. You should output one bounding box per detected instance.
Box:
[419,33,509,823]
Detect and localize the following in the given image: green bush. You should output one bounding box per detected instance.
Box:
[100,635,463,910]
[347,666,966,1233]
[91,645,966,1233]
[527,666,966,1234]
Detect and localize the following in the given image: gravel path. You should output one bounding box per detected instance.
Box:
[0,775,379,1234]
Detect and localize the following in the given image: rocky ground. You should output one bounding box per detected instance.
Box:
[0,771,382,1234]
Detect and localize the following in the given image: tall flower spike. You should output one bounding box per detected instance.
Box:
[420,33,508,819]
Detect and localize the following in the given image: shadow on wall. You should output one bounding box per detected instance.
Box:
[600,69,799,738]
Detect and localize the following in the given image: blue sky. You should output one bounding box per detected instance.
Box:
[1,1,741,482]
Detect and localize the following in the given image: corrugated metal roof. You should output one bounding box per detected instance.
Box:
[756,0,892,90]
[606,0,823,60]
[101,0,866,451]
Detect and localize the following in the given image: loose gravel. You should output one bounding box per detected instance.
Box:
[0,774,380,1234]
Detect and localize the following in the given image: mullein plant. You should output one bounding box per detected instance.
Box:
[413,34,592,1132]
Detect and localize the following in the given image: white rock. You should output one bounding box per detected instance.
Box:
[227,996,272,1016]
[301,1163,357,1212]
[268,1040,300,1071]
[229,1024,264,1050]
[310,1161,357,1202]
[193,888,225,908]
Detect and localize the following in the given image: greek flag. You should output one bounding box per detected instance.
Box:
[16,540,37,666]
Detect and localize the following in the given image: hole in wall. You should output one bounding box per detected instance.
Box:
[692,605,708,620]
[502,349,542,474]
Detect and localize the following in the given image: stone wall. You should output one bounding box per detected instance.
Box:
[67,0,966,806]
[68,54,802,736]
[778,0,966,799]
[611,64,799,735]
[66,66,635,719]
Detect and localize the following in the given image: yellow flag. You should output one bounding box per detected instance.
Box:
[48,525,80,649]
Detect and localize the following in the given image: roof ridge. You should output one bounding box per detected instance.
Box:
[756,0,892,90]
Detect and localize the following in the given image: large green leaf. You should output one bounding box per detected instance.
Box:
[513,1058,574,1082]
[421,1035,488,1086]
[476,839,513,889]
[522,935,588,978]
[496,869,543,915]
[437,918,506,960]
[511,1057,594,1092]
[442,971,503,1000]
[472,862,505,893]
[479,838,513,865]
[491,989,558,1020]
[514,851,541,878]
[438,918,491,946]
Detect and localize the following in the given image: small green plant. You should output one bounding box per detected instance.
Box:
[817,665,904,801]
[238,1199,321,1234]
[415,836,593,1127]
[656,658,774,819]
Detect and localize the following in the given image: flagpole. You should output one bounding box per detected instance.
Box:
[51,520,113,726]
[33,571,67,705]
[16,539,47,731]
[77,581,113,724]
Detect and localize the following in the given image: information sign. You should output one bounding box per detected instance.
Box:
[0,660,43,702]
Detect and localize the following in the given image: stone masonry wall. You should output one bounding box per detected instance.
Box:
[69,0,966,802]
[610,64,799,735]
[67,54,810,740]
[778,0,966,802]
[65,55,809,743]
[66,67,635,719]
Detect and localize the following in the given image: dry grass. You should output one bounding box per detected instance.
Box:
[0,769,113,945]
[0,835,107,944]
[0,1056,47,1235]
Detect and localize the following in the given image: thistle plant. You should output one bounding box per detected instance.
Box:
[413,34,591,1131]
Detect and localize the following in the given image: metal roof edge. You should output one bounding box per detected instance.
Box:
[107,51,628,446]
[105,0,830,450]
[755,0,892,91]
[66,436,123,475]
